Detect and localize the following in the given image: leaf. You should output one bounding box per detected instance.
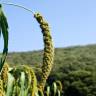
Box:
[0,4,9,72]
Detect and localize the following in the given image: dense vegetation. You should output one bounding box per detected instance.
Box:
[5,44,96,96]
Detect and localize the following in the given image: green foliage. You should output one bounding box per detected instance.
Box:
[44,81,62,96]
[0,64,62,96]
[0,65,38,96]
[6,45,96,95]
[63,70,96,96]
[0,4,8,72]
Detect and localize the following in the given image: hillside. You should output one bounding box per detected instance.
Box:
[5,44,96,95]
[6,44,96,77]
[6,44,96,70]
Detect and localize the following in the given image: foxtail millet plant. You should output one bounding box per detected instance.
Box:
[0,2,54,91]
[34,13,54,90]
[0,78,4,96]
[1,63,9,90]
[0,3,63,96]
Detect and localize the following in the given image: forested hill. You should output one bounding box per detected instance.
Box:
[6,44,96,69]
[4,44,96,95]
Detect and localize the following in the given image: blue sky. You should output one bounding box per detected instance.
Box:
[0,0,96,52]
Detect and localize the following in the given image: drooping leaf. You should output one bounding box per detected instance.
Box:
[0,4,9,72]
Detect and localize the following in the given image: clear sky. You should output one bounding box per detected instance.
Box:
[0,0,96,52]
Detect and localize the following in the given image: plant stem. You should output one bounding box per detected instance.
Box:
[1,2,34,14]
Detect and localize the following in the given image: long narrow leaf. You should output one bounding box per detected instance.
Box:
[0,4,9,72]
